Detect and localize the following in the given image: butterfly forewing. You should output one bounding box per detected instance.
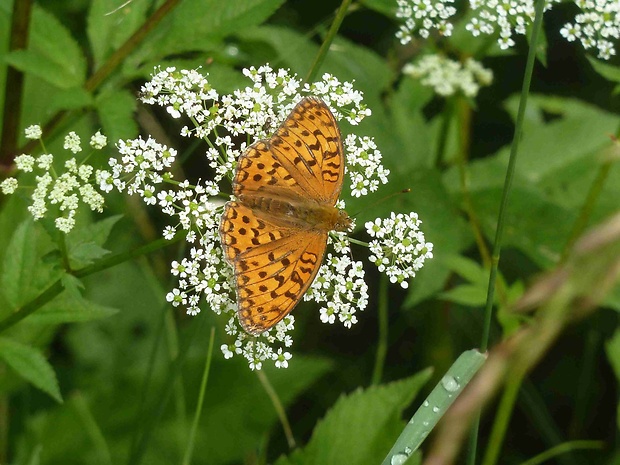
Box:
[232,97,344,205]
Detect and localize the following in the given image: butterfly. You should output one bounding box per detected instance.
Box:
[219,97,352,335]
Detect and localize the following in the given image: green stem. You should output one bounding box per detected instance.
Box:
[371,274,388,385]
[434,96,455,168]
[182,327,215,465]
[560,159,613,262]
[518,440,604,465]
[0,0,32,168]
[304,0,353,84]
[470,1,547,464]
[256,369,296,449]
[0,233,184,334]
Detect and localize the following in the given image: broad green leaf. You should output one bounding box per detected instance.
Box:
[359,0,397,16]
[25,294,119,325]
[274,370,432,465]
[440,284,487,306]
[96,90,139,142]
[441,255,488,287]
[1,220,59,310]
[587,56,620,83]
[65,215,121,269]
[0,337,62,402]
[87,0,150,67]
[49,87,94,112]
[237,25,318,77]
[138,0,286,60]
[25,5,87,88]
[5,49,82,89]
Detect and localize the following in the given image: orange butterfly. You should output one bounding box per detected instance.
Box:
[219,97,352,335]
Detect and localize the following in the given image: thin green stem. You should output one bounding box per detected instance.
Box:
[182,327,215,465]
[560,159,614,262]
[0,233,184,334]
[434,96,456,168]
[518,440,604,465]
[73,391,113,465]
[304,0,353,84]
[371,274,389,385]
[470,2,547,464]
[256,369,296,449]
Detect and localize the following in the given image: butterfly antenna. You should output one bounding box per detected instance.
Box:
[350,188,411,218]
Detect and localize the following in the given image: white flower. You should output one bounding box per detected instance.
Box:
[64,131,82,153]
[1,178,18,194]
[561,0,620,60]
[395,0,457,44]
[403,55,493,98]
[24,125,42,140]
[366,212,434,289]
[90,131,108,149]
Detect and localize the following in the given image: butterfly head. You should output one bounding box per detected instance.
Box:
[334,209,353,232]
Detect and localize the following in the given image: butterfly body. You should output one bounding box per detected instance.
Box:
[220,97,349,335]
[237,192,351,232]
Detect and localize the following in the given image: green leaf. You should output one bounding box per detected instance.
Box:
[23,5,87,88]
[440,284,487,307]
[87,0,150,68]
[1,220,59,310]
[25,294,119,325]
[275,370,432,465]
[95,90,139,142]
[441,255,488,287]
[140,0,287,60]
[0,337,62,402]
[359,0,397,16]
[587,56,620,83]
[66,215,121,269]
[5,49,82,89]
[49,87,94,112]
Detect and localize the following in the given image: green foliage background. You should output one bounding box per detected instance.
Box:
[0,0,619,464]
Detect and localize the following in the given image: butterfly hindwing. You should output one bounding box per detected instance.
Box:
[220,202,327,335]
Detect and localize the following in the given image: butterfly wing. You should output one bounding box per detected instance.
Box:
[220,202,327,335]
[232,97,345,206]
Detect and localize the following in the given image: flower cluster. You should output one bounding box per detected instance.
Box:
[366,212,434,288]
[466,0,558,50]
[403,55,493,97]
[561,0,620,60]
[108,65,401,369]
[1,129,108,233]
[395,0,457,44]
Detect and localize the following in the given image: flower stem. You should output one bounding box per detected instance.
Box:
[256,369,296,449]
[371,274,389,385]
[182,326,215,465]
[469,1,546,464]
[304,0,353,84]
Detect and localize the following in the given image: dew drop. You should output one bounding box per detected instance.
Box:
[423,400,429,407]
[391,453,409,465]
[432,406,440,413]
[441,375,460,392]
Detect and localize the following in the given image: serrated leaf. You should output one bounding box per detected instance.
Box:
[65,215,120,269]
[25,294,119,325]
[95,90,138,142]
[5,49,82,89]
[28,5,87,87]
[0,337,62,402]
[2,220,59,309]
[275,370,432,465]
[440,284,487,306]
